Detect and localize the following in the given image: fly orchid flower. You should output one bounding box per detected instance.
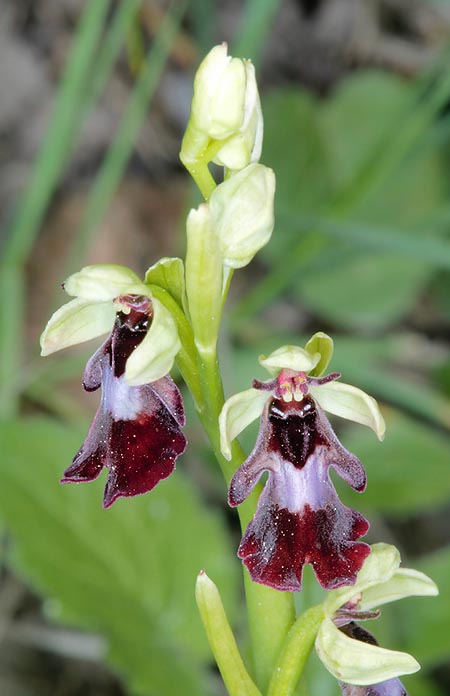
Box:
[316,543,438,692]
[40,264,186,508]
[219,332,385,591]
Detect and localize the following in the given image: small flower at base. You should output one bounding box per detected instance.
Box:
[315,544,438,689]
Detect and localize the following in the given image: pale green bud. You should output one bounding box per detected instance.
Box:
[210,163,275,268]
[191,44,247,140]
[316,617,420,686]
[180,44,263,174]
[316,544,438,687]
[212,60,263,170]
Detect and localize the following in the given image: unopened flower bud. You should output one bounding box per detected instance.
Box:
[210,163,275,268]
[180,44,263,173]
[191,44,247,140]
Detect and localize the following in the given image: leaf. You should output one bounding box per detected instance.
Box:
[0,418,239,696]
[337,411,450,517]
[260,75,446,329]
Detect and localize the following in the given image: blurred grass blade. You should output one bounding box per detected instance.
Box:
[86,0,144,115]
[187,0,216,54]
[281,214,450,270]
[0,0,111,419]
[70,0,186,268]
[2,0,112,266]
[232,0,282,65]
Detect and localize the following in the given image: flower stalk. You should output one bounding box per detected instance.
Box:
[196,570,262,696]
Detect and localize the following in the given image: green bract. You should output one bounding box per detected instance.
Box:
[185,204,223,354]
[40,264,181,386]
[210,163,275,269]
[316,543,438,685]
[219,332,385,460]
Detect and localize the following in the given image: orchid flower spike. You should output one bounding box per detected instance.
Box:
[40,264,186,507]
[316,543,438,693]
[219,332,385,591]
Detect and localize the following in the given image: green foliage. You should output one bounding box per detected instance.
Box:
[340,411,450,516]
[0,418,239,695]
[261,75,447,329]
[401,546,450,667]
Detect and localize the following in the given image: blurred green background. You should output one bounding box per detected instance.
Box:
[0,1,449,694]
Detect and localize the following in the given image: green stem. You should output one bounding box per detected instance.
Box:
[195,346,296,692]
[180,136,231,200]
[267,605,324,696]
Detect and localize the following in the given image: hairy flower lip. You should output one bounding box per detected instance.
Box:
[228,393,370,591]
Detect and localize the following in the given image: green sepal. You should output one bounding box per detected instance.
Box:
[40,298,116,356]
[304,331,334,377]
[64,264,147,301]
[316,617,420,686]
[145,257,187,313]
[219,387,268,460]
[309,380,386,440]
[259,344,320,376]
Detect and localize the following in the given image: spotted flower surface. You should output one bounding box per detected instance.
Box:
[40,265,185,507]
[220,334,385,592]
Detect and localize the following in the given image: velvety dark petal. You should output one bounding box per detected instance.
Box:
[62,406,110,483]
[237,463,369,591]
[150,376,186,427]
[229,400,277,506]
[82,337,111,391]
[318,405,366,493]
[339,625,408,696]
[102,384,186,508]
[231,394,369,591]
